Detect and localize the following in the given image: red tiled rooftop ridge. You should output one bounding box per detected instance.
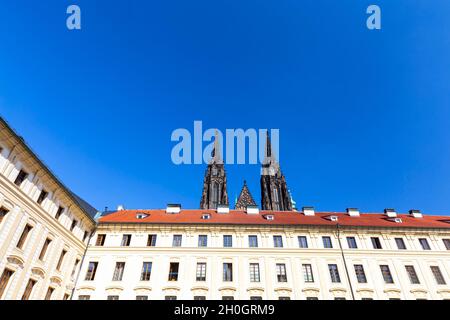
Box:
[99,209,450,229]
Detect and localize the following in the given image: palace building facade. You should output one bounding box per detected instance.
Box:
[1,116,450,300]
[0,118,97,300]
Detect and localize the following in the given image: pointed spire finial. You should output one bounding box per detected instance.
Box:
[211,129,223,163]
[266,130,272,158]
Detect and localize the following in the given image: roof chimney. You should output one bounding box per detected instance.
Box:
[384,208,397,218]
[346,208,360,217]
[217,205,229,214]
[409,209,423,218]
[166,204,181,214]
[246,205,260,215]
[303,206,315,216]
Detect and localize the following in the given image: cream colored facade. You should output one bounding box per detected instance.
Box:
[0,119,97,300]
[75,218,450,300]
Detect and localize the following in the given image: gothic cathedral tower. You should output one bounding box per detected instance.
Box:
[260,132,293,211]
[200,132,229,209]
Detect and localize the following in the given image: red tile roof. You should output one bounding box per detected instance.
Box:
[99,209,450,229]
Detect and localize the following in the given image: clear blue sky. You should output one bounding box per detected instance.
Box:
[1,1,450,214]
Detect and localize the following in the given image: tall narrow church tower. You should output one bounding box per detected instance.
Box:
[260,132,293,211]
[200,132,229,209]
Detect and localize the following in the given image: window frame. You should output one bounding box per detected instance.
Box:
[223,235,233,248]
[249,263,260,282]
[248,235,258,248]
[298,236,308,248]
[140,262,152,281]
[276,263,287,282]
[196,262,207,282]
[395,238,407,250]
[328,264,341,283]
[302,264,314,283]
[346,237,358,249]
[322,236,333,249]
[354,264,367,283]
[273,235,283,248]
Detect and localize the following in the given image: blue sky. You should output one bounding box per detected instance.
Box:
[1,1,450,214]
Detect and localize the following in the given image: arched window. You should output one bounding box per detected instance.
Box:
[273,187,280,211]
[212,183,220,209]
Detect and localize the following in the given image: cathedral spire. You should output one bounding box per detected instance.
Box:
[235,180,257,210]
[265,130,272,158]
[210,130,223,164]
[260,131,293,211]
[200,130,229,209]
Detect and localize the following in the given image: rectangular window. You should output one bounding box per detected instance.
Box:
[328,264,341,283]
[63,294,70,300]
[140,262,152,281]
[44,287,54,300]
[249,263,260,282]
[136,295,148,300]
[0,207,9,224]
[0,269,14,299]
[196,262,206,281]
[335,297,346,300]
[194,296,206,300]
[55,206,64,220]
[172,235,182,247]
[250,296,262,300]
[21,279,36,300]
[72,259,80,278]
[56,249,67,271]
[38,238,52,261]
[419,238,431,250]
[443,239,450,250]
[14,170,28,186]
[347,237,358,249]
[430,266,446,285]
[70,220,77,232]
[83,231,89,242]
[279,297,290,300]
[223,235,233,247]
[16,224,33,249]
[168,262,179,281]
[276,263,287,282]
[248,235,258,248]
[322,236,333,248]
[96,234,106,246]
[405,265,420,284]
[395,238,407,250]
[273,236,283,248]
[165,296,177,300]
[222,296,234,300]
[107,295,119,300]
[223,263,233,281]
[37,190,48,205]
[371,237,383,249]
[302,264,314,283]
[380,265,394,284]
[112,262,125,281]
[198,235,208,247]
[298,236,308,248]
[307,297,319,300]
[78,295,91,300]
[147,234,157,247]
[84,262,98,281]
[121,234,131,247]
[354,265,367,283]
